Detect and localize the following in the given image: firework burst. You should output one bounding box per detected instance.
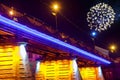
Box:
[87,3,115,32]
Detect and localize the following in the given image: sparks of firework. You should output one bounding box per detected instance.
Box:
[87,3,115,32]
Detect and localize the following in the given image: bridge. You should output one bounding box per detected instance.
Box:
[0,4,114,80]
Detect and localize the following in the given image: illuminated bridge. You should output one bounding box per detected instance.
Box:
[0,4,114,80]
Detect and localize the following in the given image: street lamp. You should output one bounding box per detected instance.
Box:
[9,7,14,16]
[51,2,60,31]
[52,3,59,12]
[9,10,14,15]
[91,31,97,38]
[109,44,117,53]
[90,31,97,47]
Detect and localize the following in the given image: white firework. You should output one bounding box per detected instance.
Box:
[87,3,115,32]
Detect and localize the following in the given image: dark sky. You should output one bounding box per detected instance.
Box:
[0,0,120,53]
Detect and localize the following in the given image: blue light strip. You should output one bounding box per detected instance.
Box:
[0,15,111,64]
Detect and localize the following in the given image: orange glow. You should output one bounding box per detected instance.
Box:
[9,10,14,15]
[52,3,59,11]
[109,44,117,53]
[36,59,80,80]
[79,67,104,80]
[51,2,60,13]
[0,45,32,79]
[0,45,18,78]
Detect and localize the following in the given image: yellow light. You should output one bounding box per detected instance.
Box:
[109,44,117,53]
[111,45,116,50]
[53,3,59,11]
[9,10,14,15]
[51,2,60,13]
[79,67,104,80]
[35,59,78,80]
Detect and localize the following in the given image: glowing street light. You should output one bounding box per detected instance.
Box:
[90,31,97,46]
[9,10,14,16]
[91,31,97,37]
[9,7,14,16]
[109,44,117,53]
[51,2,60,31]
[52,3,60,13]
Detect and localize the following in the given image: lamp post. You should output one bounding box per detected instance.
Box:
[109,44,117,53]
[91,31,97,48]
[51,2,60,31]
[9,10,14,16]
[9,7,14,18]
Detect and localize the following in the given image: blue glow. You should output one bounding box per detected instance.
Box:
[92,32,96,36]
[0,15,111,64]
[90,31,97,38]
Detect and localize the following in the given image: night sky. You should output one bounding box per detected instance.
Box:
[1,0,120,55]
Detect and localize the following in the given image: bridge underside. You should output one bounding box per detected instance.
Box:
[0,34,105,80]
[0,29,97,66]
